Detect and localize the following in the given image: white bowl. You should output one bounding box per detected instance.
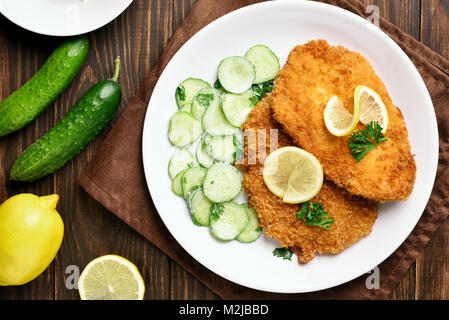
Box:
[0,0,133,36]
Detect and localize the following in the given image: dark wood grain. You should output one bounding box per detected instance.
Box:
[415,0,449,300]
[0,0,447,300]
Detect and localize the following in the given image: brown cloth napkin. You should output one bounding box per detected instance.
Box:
[80,0,449,299]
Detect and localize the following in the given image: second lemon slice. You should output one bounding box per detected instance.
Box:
[324,96,359,137]
[78,255,145,300]
[355,85,389,133]
[263,147,323,204]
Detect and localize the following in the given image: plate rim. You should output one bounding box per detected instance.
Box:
[0,0,133,36]
[142,0,439,293]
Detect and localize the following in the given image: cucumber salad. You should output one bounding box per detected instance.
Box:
[167,45,280,243]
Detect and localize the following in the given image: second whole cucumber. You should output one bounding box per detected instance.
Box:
[10,58,123,182]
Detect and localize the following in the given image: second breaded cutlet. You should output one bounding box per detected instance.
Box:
[240,97,378,263]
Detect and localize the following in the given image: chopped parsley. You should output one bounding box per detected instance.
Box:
[195,93,215,107]
[273,247,294,261]
[296,201,334,230]
[256,226,263,233]
[214,79,223,90]
[250,80,276,104]
[210,203,224,220]
[348,121,387,162]
[176,85,186,102]
[249,95,260,106]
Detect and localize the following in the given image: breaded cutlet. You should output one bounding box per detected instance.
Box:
[240,97,378,263]
[271,40,416,202]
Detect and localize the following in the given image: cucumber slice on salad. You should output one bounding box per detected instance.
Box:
[188,187,212,226]
[175,78,210,108]
[209,202,249,241]
[245,45,280,84]
[196,140,214,168]
[236,205,262,243]
[168,149,195,179]
[217,56,255,94]
[221,90,258,127]
[202,131,243,164]
[171,169,187,197]
[191,87,221,120]
[203,163,242,203]
[179,102,192,114]
[202,104,239,136]
[181,166,207,199]
[168,111,203,147]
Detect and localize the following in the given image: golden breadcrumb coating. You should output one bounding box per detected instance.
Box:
[240,97,377,263]
[271,40,416,202]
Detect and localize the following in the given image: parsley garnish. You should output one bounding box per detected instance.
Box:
[176,85,186,102]
[348,121,387,162]
[256,226,263,232]
[297,202,334,230]
[273,247,294,261]
[249,95,260,106]
[250,80,275,104]
[214,79,223,90]
[261,80,275,93]
[210,203,224,220]
[196,93,215,107]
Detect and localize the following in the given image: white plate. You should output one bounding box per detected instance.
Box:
[0,0,133,36]
[142,1,438,293]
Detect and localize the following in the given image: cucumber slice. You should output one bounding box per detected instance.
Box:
[202,104,239,136]
[245,45,280,84]
[196,140,214,168]
[209,202,249,241]
[181,166,207,199]
[203,163,242,203]
[175,78,210,108]
[171,169,187,197]
[188,187,212,226]
[168,111,203,147]
[217,56,255,94]
[179,102,192,114]
[191,87,221,120]
[236,205,262,243]
[168,149,195,179]
[202,131,243,164]
[221,90,258,127]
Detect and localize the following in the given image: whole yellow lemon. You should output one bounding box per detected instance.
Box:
[0,194,64,286]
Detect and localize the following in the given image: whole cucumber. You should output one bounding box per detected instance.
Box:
[10,58,122,182]
[0,35,89,137]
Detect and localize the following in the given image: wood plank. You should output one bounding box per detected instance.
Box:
[358,0,421,300]
[415,0,449,300]
[0,15,58,300]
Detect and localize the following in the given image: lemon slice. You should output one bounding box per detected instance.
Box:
[263,147,323,204]
[324,96,359,137]
[355,85,389,133]
[78,255,145,300]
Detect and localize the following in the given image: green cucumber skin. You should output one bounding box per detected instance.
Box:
[10,80,122,182]
[0,35,90,137]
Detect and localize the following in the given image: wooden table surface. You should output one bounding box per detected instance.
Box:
[0,0,448,300]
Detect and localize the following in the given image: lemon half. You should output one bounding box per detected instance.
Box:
[324,96,360,137]
[263,147,323,204]
[355,85,389,133]
[78,255,145,300]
